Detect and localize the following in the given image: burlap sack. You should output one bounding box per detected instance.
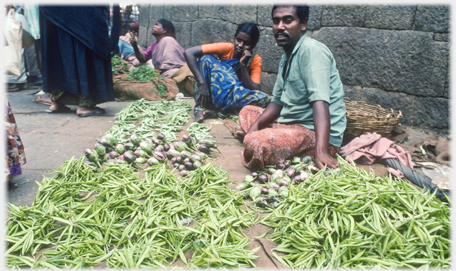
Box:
[113,73,179,101]
[170,64,195,96]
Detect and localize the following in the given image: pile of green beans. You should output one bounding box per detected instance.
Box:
[5,158,259,269]
[262,156,451,269]
[105,99,194,143]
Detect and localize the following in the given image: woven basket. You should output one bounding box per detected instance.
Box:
[344,97,403,140]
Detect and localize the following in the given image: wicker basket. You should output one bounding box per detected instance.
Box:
[344,97,403,141]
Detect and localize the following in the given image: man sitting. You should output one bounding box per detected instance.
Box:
[238,5,346,171]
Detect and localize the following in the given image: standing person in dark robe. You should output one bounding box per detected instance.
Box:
[39,5,121,117]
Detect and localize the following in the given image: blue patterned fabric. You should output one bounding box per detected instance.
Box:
[193,55,271,118]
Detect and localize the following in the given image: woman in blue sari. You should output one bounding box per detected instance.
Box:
[184,22,271,122]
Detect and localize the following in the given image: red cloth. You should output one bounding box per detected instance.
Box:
[339,132,414,177]
[240,105,339,171]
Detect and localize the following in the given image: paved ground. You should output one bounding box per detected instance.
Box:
[6,88,131,207]
[6,88,252,208]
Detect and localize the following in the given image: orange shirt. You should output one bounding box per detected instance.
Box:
[201,42,262,84]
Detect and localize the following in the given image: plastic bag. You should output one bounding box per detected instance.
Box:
[4,9,22,76]
[422,166,452,190]
[13,11,34,48]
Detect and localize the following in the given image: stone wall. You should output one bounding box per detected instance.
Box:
[137,4,450,132]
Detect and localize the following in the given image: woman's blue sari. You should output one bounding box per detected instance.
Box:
[193,55,271,118]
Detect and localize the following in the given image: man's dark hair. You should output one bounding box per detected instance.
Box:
[157,18,176,38]
[234,22,260,49]
[271,5,310,25]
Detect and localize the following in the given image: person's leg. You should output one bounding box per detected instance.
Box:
[75,95,106,117]
[241,123,316,171]
[235,105,274,140]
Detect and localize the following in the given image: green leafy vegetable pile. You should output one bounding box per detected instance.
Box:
[111,55,130,74]
[126,65,160,81]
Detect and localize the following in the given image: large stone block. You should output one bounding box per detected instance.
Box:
[364,5,415,30]
[190,19,237,47]
[138,5,151,27]
[174,22,192,50]
[259,72,278,96]
[164,5,198,22]
[308,5,323,31]
[149,5,165,24]
[414,5,450,33]
[321,5,367,27]
[218,5,258,25]
[198,5,225,20]
[312,27,449,97]
[258,5,273,27]
[254,26,283,73]
[414,96,449,130]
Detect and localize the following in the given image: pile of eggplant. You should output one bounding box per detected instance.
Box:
[84,133,220,176]
[236,156,321,209]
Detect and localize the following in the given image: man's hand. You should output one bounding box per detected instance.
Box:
[315,150,339,170]
[197,82,211,109]
[240,50,252,67]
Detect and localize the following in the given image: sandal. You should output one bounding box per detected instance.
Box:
[77,107,106,117]
[33,95,52,106]
[45,105,73,114]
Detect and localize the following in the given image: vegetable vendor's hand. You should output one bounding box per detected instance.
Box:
[315,150,339,170]
[197,82,211,109]
[240,50,252,67]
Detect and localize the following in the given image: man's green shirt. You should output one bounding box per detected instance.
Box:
[272,35,346,147]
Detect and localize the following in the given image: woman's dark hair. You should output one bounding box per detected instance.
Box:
[271,5,309,25]
[157,18,176,38]
[234,22,260,49]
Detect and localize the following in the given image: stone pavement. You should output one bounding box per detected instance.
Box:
[6,88,130,207]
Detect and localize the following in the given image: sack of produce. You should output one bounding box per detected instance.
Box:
[113,66,179,101]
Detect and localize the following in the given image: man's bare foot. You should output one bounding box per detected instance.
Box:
[235,129,246,141]
[194,111,204,122]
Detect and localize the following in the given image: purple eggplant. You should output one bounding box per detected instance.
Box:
[293,175,302,184]
[174,141,188,152]
[173,162,180,168]
[163,143,170,152]
[136,158,147,165]
[156,133,165,141]
[189,154,201,163]
[147,157,160,166]
[286,168,296,178]
[176,156,183,164]
[180,150,191,159]
[300,171,309,181]
[193,161,202,169]
[109,151,119,159]
[284,161,291,169]
[184,158,190,164]
[171,157,177,164]
[270,183,280,191]
[85,149,99,163]
[308,165,319,174]
[130,134,141,146]
[115,144,125,155]
[155,145,164,152]
[267,168,276,175]
[118,154,125,161]
[180,170,189,177]
[255,196,270,208]
[178,165,186,171]
[302,156,313,164]
[139,141,153,155]
[260,187,269,194]
[276,163,286,170]
[258,174,268,184]
[153,151,167,162]
[280,179,289,187]
[184,161,193,170]
[181,134,191,144]
[251,172,258,179]
[94,143,106,156]
[198,144,211,154]
[124,142,135,151]
[168,149,181,158]
[123,151,136,164]
[134,148,146,158]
